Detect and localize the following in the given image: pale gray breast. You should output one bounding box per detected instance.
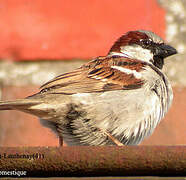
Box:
[40,66,172,146]
[70,65,173,145]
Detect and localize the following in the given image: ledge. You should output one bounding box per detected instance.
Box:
[0,146,185,177]
[0,58,186,87]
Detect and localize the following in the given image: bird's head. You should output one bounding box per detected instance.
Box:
[108,30,177,69]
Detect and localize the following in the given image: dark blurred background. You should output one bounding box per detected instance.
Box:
[0,0,185,146]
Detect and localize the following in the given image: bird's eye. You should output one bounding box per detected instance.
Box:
[140,39,152,46]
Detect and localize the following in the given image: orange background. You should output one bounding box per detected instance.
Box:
[0,0,165,60]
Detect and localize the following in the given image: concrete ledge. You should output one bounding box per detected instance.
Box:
[0,60,83,86]
[0,146,185,177]
[0,59,186,87]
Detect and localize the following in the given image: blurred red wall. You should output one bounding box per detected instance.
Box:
[0,0,165,61]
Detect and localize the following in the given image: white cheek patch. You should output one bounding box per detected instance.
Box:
[111,66,142,79]
[120,45,154,63]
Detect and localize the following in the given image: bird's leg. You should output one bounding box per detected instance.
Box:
[59,135,63,147]
[100,128,124,146]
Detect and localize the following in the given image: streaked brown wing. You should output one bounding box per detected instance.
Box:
[39,56,145,94]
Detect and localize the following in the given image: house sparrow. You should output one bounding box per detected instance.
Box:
[0,30,177,146]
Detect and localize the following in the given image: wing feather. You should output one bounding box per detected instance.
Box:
[39,56,145,94]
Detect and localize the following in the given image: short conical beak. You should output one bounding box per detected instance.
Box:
[158,44,177,58]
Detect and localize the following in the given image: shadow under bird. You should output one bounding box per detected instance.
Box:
[0,30,177,146]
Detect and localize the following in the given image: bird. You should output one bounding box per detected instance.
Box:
[0,30,177,146]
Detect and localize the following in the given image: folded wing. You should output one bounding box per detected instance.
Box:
[40,56,145,94]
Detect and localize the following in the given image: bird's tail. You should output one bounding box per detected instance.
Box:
[0,99,41,110]
[0,98,44,117]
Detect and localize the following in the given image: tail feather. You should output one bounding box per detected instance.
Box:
[0,99,41,111]
[0,94,66,119]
